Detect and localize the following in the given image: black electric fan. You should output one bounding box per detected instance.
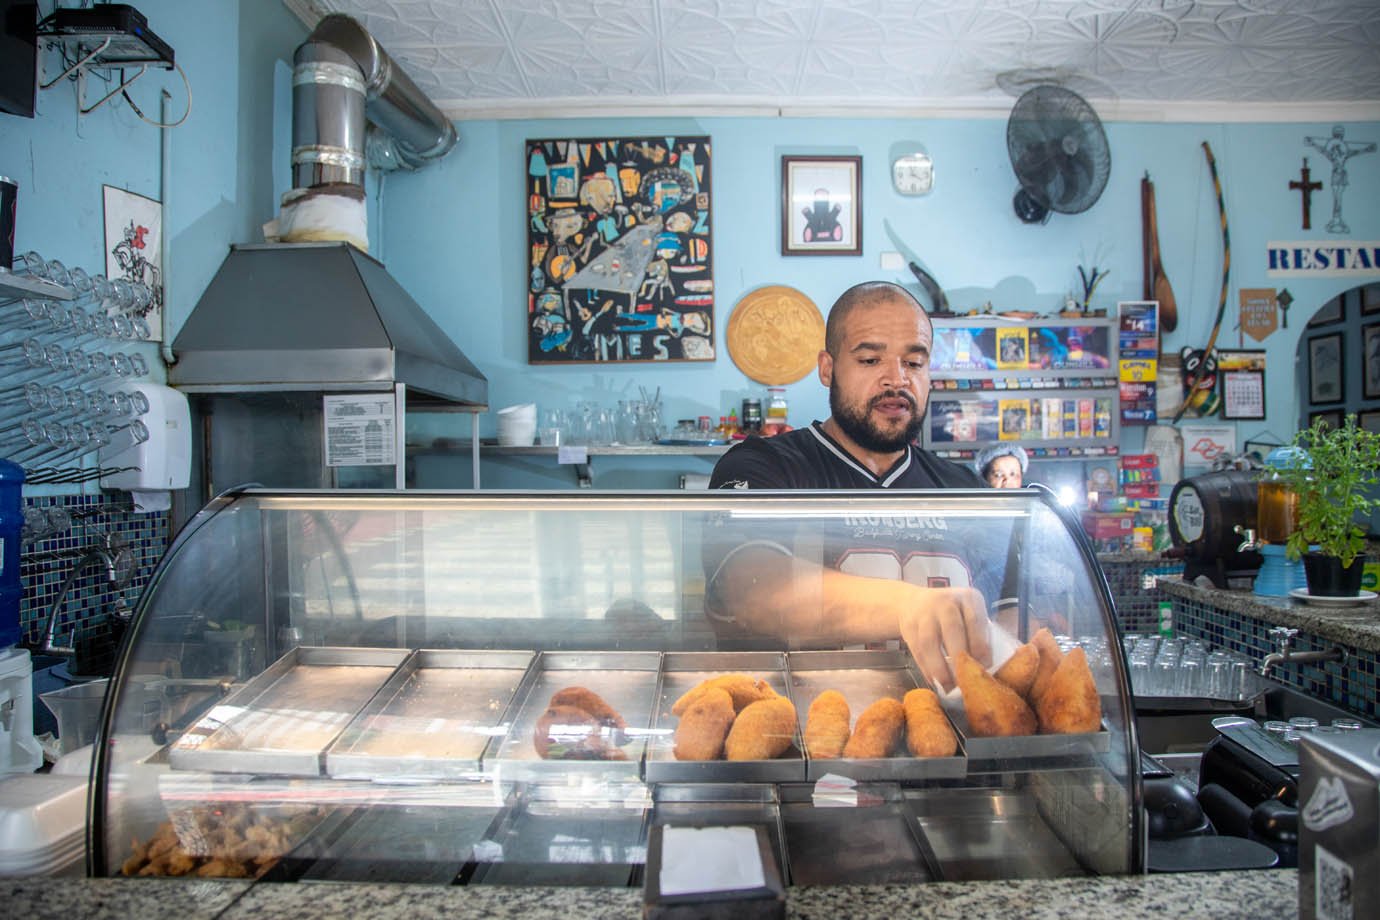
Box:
[1006,84,1111,224]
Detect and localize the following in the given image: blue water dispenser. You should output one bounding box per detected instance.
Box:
[0,458,22,649]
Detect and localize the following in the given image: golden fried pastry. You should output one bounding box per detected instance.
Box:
[724,696,797,760]
[674,687,736,760]
[1027,627,1065,703]
[843,697,905,759]
[803,689,851,759]
[1035,646,1102,735]
[549,686,627,730]
[954,650,1037,738]
[993,642,1039,699]
[672,674,774,715]
[903,688,959,758]
[533,704,628,760]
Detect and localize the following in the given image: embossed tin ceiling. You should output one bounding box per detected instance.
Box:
[284,1,1380,121]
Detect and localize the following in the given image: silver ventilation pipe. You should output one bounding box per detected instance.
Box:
[291,13,458,189]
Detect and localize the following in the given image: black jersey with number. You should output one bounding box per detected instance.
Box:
[709,422,983,490]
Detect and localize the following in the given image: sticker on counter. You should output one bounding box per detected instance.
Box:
[323,394,397,467]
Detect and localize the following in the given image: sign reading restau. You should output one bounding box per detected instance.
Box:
[1266,241,1380,277]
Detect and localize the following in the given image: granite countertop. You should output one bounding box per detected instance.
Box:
[3,870,1300,919]
[1158,575,1380,653]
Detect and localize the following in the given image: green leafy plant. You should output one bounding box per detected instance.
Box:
[1265,414,1380,568]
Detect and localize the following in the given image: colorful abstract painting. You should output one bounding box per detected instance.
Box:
[527,136,714,364]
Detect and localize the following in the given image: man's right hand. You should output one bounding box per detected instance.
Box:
[899,587,991,692]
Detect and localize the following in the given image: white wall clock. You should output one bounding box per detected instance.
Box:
[892,152,934,196]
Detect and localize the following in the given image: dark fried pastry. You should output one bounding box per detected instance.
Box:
[533,704,628,760]
[993,642,1039,699]
[842,697,905,759]
[1035,646,1102,734]
[549,686,627,730]
[724,696,797,760]
[803,689,851,759]
[903,688,959,758]
[673,687,736,760]
[954,650,1037,738]
[1027,627,1065,703]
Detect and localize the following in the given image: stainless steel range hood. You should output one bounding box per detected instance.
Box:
[169,242,487,407]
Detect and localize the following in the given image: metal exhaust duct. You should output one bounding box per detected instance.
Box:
[292,13,458,188]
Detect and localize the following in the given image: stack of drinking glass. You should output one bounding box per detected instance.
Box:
[1122,635,1264,701]
[1,252,155,481]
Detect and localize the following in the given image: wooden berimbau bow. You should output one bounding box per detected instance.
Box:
[1172,141,1230,423]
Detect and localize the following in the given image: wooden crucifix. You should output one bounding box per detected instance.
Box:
[1289,158,1323,230]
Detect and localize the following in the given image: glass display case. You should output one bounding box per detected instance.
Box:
[91,487,1143,886]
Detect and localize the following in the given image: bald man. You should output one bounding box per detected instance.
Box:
[706,282,992,689]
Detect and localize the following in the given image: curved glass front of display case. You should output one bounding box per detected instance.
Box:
[92,488,1141,885]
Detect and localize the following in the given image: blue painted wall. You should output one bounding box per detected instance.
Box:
[4,6,1376,491]
[379,117,1380,488]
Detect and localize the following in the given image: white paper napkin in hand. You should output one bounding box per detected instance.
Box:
[937,618,1024,705]
[659,826,766,896]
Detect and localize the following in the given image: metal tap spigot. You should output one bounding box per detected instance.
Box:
[34,536,127,658]
[1234,525,1259,553]
[1260,626,1347,677]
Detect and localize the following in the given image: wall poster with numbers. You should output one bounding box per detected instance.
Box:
[526,136,714,364]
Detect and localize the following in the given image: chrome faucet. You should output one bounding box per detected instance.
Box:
[36,542,120,658]
[1260,626,1346,677]
[1234,525,1259,553]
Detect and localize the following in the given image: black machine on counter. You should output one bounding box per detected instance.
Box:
[1169,470,1263,589]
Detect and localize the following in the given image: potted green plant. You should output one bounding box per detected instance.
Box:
[1264,414,1380,596]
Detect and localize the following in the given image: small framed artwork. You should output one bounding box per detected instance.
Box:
[1364,323,1380,399]
[1221,369,1266,420]
[1360,410,1380,434]
[1361,283,1380,316]
[1307,295,1344,327]
[1308,332,1344,404]
[102,185,164,340]
[1309,409,1343,432]
[781,155,862,256]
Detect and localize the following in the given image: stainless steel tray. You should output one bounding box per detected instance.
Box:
[482,651,660,782]
[940,694,1111,764]
[780,781,937,886]
[325,650,535,781]
[169,647,410,776]
[788,650,966,781]
[645,651,804,784]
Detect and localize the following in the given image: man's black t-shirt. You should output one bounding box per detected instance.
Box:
[709,422,984,490]
[703,423,998,644]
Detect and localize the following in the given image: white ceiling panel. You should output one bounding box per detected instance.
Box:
[286,0,1380,120]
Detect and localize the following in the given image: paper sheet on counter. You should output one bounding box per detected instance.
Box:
[659,825,766,896]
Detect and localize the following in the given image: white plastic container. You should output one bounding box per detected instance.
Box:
[0,772,87,876]
[0,648,42,774]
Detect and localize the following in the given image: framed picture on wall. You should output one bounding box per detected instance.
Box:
[781,155,862,256]
[524,136,714,364]
[1309,409,1343,432]
[1307,295,1344,326]
[1308,333,1344,404]
[1360,411,1380,434]
[1364,323,1380,399]
[1361,283,1380,316]
[102,185,164,341]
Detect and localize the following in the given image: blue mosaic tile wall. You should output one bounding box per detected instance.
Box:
[18,494,169,658]
[1168,593,1379,722]
[1100,557,1184,635]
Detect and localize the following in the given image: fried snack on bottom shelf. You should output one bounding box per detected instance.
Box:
[533,704,629,761]
[122,805,322,878]
[724,696,797,761]
[954,650,1037,738]
[993,641,1039,698]
[673,686,736,760]
[803,689,851,759]
[1027,627,1065,703]
[842,697,905,759]
[549,686,627,730]
[672,673,774,715]
[902,688,959,758]
[1035,646,1102,734]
